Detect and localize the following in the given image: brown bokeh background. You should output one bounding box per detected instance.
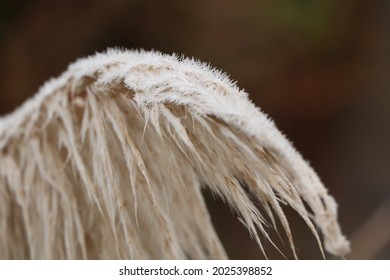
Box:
[1,0,389,259]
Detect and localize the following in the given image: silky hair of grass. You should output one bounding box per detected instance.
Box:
[0,49,350,259]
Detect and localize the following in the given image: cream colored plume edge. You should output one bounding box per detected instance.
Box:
[0,49,350,259]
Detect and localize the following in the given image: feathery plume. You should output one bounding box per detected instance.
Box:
[0,49,349,259]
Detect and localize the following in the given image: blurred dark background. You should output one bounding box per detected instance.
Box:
[0,0,389,259]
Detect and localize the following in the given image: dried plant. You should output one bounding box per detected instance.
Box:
[0,49,349,259]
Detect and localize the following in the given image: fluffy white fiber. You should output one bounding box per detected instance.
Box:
[0,49,350,259]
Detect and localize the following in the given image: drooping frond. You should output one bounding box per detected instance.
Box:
[0,49,350,259]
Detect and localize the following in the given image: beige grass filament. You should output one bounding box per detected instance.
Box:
[0,49,350,259]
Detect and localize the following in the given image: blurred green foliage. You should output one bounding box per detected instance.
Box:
[267,0,350,55]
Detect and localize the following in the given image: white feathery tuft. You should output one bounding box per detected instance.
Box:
[0,49,350,259]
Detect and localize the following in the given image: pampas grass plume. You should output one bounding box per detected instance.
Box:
[0,49,350,259]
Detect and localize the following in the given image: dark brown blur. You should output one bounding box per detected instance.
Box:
[0,0,389,259]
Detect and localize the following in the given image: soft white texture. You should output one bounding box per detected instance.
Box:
[0,49,350,259]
